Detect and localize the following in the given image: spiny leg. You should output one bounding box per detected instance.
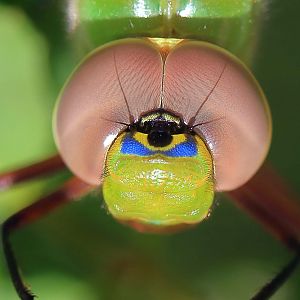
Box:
[0,155,66,191]
[251,251,300,300]
[228,163,300,299]
[2,177,93,300]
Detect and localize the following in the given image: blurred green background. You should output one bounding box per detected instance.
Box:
[0,1,299,299]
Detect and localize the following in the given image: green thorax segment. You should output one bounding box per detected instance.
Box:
[69,0,265,64]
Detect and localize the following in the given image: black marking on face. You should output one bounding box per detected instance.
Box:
[134,109,190,147]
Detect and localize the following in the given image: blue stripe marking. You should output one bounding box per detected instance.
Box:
[165,141,197,157]
[121,135,153,156]
[121,135,197,157]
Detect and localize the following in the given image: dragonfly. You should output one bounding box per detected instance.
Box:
[0,1,300,299]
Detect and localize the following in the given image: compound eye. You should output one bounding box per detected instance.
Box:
[162,41,272,191]
[54,38,271,193]
[54,39,163,185]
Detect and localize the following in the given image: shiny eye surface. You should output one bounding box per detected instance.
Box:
[162,41,272,191]
[54,39,163,186]
[54,38,271,226]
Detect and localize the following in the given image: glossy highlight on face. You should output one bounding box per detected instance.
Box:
[54,38,272,228]
[102,125,214,226]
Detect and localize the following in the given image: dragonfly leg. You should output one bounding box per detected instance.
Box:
[228,163,300,251]
[251,251,300,300]
[0,155,66,191]
[228,163,300,299]
[1,177,93,300]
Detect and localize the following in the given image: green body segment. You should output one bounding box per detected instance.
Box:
[72,0,264,64]
[103,131,214,226]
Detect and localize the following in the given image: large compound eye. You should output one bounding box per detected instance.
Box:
[54,38,271,193]
[54,39,163,185]
[162,41,271,191]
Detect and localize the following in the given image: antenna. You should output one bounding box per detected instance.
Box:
[190,116,225,130]
[113,52,134,124]
[188,63,227,126]
[159,59,166,109]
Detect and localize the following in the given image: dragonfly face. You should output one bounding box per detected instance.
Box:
[54,38,271,231]
[102,110,214,228]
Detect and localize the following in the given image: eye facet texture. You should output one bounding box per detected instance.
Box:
[54,39,163,185]
[54,39,271,191]
[162,41,271,191]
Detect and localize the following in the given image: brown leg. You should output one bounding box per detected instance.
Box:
[228,163,300,250]
[2,177,94,300]
[0,155,66,191]
[228,164,300,299]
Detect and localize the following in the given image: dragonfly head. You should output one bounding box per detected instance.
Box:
[102,109,214,231]
[54,38,271,233]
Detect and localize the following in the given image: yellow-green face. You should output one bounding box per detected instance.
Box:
[102,130,214,227]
